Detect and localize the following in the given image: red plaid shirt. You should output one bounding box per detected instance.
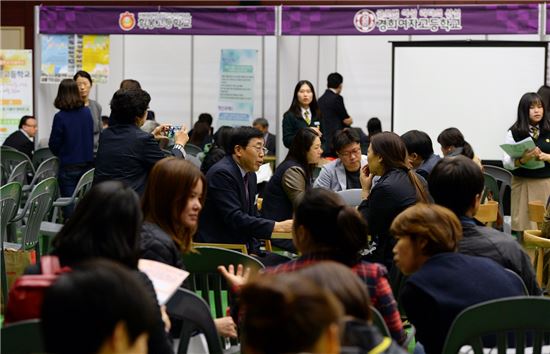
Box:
[263,254,406,344]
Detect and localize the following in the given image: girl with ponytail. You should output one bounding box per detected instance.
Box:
[220,188,406,344]
[437,127,482,168]
[358,132,430,272]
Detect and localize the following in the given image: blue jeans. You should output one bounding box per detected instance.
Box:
[58,165,89,219]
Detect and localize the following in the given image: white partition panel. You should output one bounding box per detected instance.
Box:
[124,35,192,128]
[336,35,408,133]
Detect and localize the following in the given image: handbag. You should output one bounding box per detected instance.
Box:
[4,255,70,324]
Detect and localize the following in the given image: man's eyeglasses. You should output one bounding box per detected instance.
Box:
[338,148,361,158]
[248,145,268,155]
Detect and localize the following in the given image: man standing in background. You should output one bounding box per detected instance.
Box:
[318,72,353,157]
[253,117,276,156]
[3,115,37,159]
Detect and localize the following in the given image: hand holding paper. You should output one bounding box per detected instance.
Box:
[500,137,544,170]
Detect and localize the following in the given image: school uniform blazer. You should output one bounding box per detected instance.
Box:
[314,155,368,192]
[282,110,320,148]
[197,155,275,247]
[318,89,350,153]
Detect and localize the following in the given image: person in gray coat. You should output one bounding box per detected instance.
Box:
[314,128,368,191]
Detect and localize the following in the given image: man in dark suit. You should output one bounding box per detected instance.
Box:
[318,73,353,157]
[197,126,292,257]
[3,115,37,158]
[252,118,276,156]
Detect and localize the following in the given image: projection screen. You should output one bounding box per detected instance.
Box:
[392,41,546,161]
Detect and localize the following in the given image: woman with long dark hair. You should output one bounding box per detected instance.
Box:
[220,188,406,344]
[262,128,322,222]
[282,80,322,148]
[358,132,430,271]
[48,181,174,354]
[503,92,550,233]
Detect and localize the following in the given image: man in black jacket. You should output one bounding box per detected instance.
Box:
[318,72,353,157]
[429,155,541,295]
[3,115,37,158]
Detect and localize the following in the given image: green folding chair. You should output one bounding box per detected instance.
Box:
[1,147,34,177]
[50,168,94,223]
[0,182,22,304]
[1,319,44,354]
[442,296,550,354]
[31,147,54,169]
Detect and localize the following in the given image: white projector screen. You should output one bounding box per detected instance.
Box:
[393,42,546,161]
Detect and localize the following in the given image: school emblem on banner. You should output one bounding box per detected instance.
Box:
[354,9,377,33]
[119,11,136,31]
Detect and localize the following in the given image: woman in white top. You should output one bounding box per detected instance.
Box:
[503,92,550,232]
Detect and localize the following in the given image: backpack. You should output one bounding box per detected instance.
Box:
[5,256,70,324]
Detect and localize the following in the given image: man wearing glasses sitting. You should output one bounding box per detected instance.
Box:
[314,128,368,191]
[197,126,292,265]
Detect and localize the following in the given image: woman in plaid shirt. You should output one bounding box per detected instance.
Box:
[220,188,406,345]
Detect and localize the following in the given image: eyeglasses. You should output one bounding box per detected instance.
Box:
[248,145,268,155]
[338,148,361,158]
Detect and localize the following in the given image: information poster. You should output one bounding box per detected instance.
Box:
[0,50,33,143]
[82,35,110,83]
[40,34,110,83]
[217,49,257,127]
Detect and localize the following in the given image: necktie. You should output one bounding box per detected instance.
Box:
[304,110,311,125]
[243,174,249,204]
[532,126,539,140]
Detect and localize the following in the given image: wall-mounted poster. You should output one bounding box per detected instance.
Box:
[217,49,257,128]
[0,50,33,143]
[40,34,110,84]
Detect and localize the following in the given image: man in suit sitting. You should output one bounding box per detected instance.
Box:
[318,72,353,157]
[197,126,292,263]
[253,118,276,156]
[3,115,37,158]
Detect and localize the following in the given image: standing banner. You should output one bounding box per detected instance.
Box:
[0,50,33,144]
[41,34,110,84]
[218,49,257,128]
[282,5,539,35]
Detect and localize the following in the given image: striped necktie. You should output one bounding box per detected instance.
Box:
[532,126,539,140]
[304,110,311,125]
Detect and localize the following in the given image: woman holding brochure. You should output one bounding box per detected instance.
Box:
[503,92,550,233]
[140,157,238,339]
[45,181,174,354]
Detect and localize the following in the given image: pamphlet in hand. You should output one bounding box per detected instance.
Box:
[500,137,544,170]
[138,259,190,305]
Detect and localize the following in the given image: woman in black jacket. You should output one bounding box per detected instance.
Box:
[282,80,322,148]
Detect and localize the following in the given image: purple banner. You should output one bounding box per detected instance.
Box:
[547,4,550,34]
[39,6,276,35]
[282,5,538,35]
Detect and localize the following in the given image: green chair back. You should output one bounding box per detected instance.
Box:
[51,168,94,223]
[370,305,391,337]
[183,246,264,318]
[482,173,500,204]
[7,160,29,185]
[1,148,34,176]
[442,296,550,354]
[0,182,22,238]
[32,147,54,169]
[0,182,22,304]
[1,319,44,354]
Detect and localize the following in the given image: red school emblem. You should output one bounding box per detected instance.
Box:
[119,11,136,31]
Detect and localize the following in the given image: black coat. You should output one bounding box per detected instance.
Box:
[93,124,183,195]
[3,130,34,159]
[265,132,276,156]
[141,222,185,270]
[197,155,274,248]
[318,89,350,155]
